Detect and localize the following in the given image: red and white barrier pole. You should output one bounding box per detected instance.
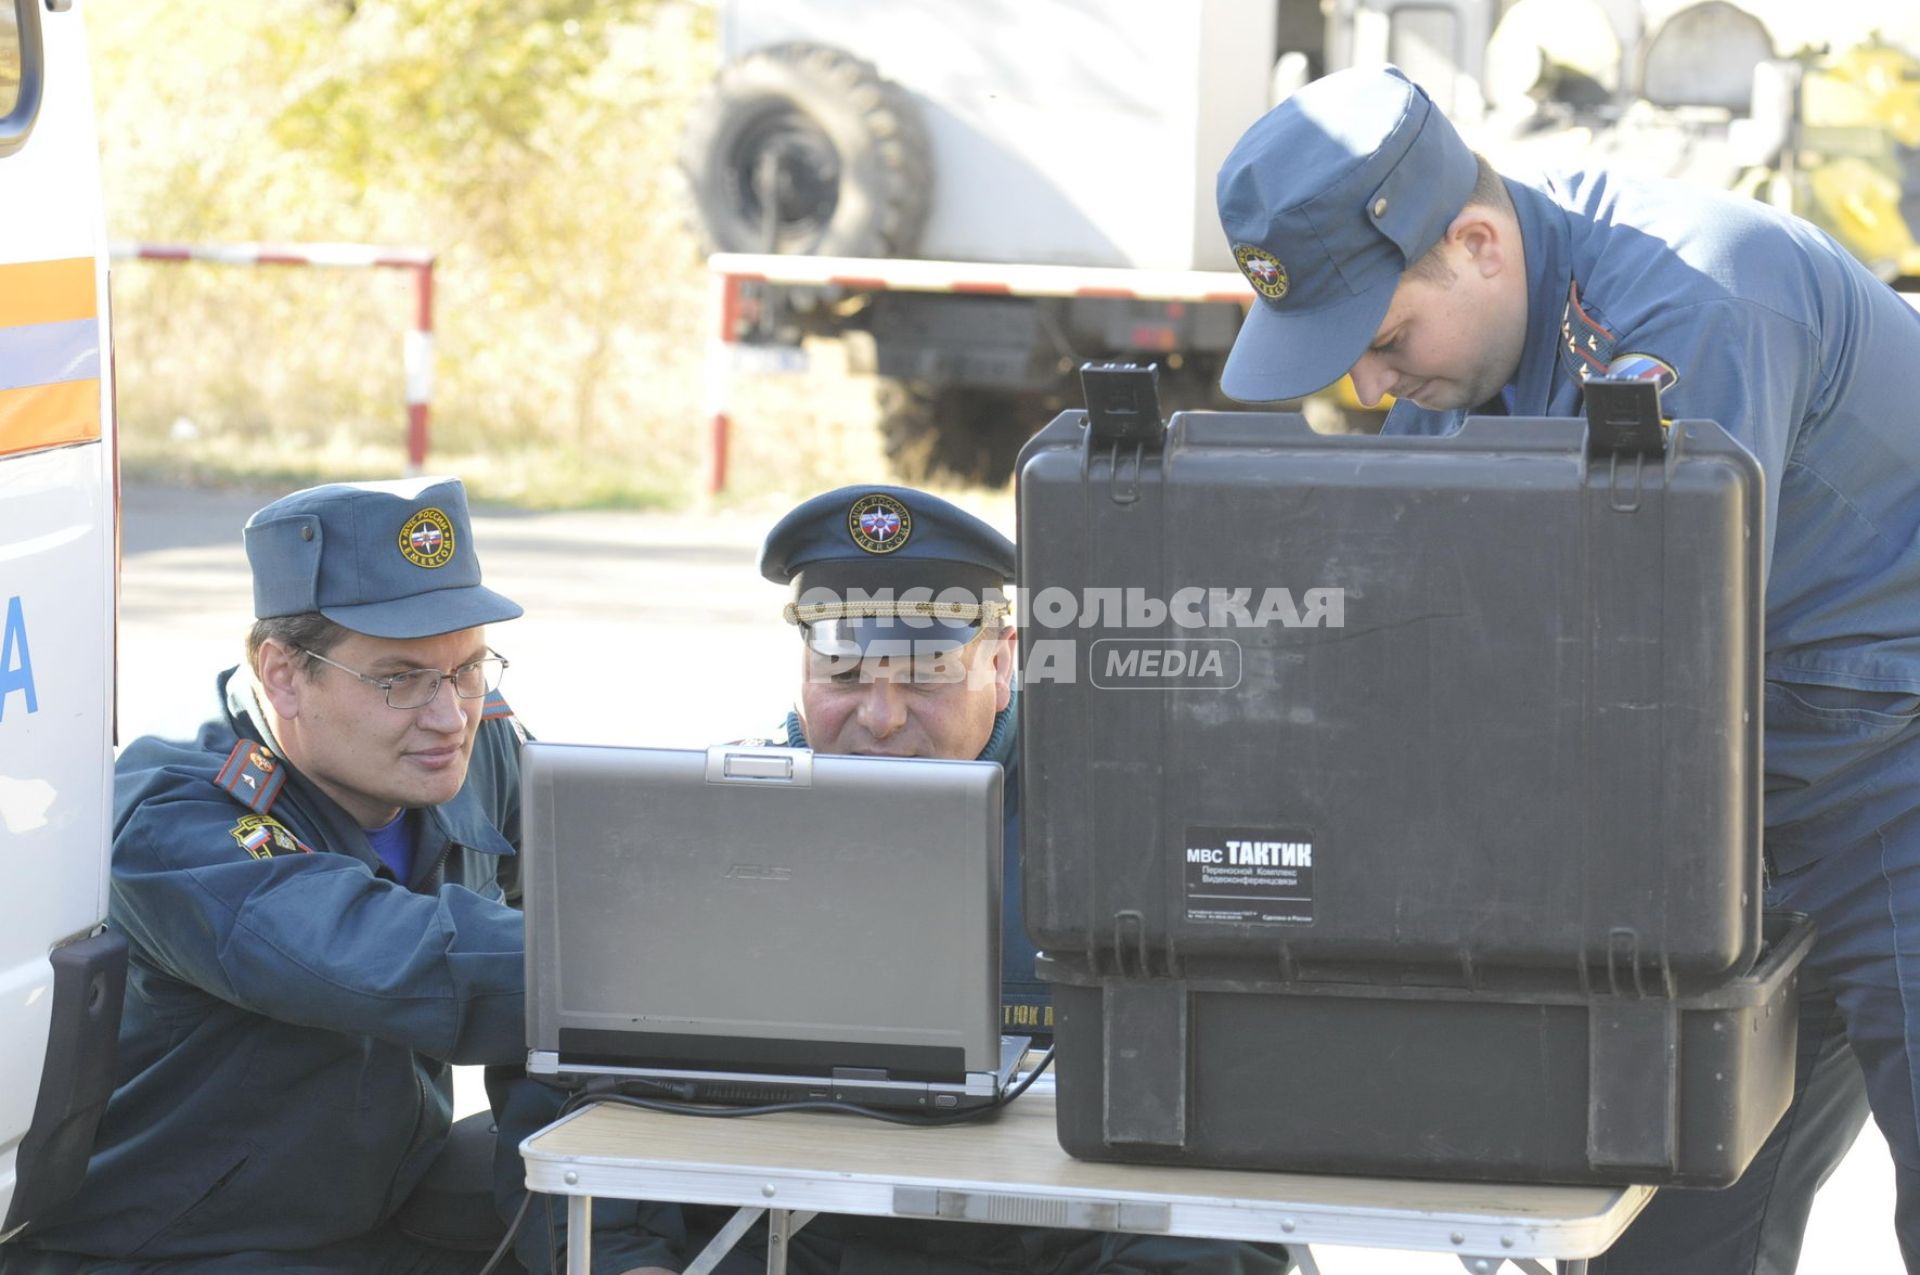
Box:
[111,241,437,472]
[403,259,434,475]
[704,268,742,497]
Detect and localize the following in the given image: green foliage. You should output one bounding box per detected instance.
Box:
[266,0,650,209]
[91,0,892,509]
[90,0,735,507]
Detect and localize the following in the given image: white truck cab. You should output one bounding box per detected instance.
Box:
[0,0,125,1242]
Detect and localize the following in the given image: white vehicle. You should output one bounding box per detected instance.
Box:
[0,0,125,1242]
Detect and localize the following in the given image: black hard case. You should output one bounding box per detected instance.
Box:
[1014,407,1800,1185]
[1016,410,1766,991]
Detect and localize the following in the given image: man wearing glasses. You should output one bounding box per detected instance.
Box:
[1,478,594,1273]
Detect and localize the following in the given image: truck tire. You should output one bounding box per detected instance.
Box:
[878,380,1039,488]
[681,42,932,257]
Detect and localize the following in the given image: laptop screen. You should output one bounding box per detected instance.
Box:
[521,743,1005,1081]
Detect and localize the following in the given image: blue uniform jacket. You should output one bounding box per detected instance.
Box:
[775,690,1052,1042]
[1386,171,1920,871]
[22,668,528,1261]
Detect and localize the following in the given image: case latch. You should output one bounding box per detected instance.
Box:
[1584,373,1667,460]
[1081,361,1165,447]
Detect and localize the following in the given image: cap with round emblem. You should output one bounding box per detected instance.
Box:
[243,476,522,639]
[759,484,1015,656]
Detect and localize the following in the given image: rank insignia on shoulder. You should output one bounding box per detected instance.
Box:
[481,689,514,721]
[216,740,287,813]
[229,813,310,860]
[1560,281,1617,376]
[1599,352,1679,393]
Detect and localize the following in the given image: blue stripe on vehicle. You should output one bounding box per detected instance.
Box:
[0,318,101,391]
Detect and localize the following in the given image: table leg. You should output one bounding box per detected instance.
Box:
[1460,1260,1556,1275]
[685,1206,768,1275]
[567,1195,592,1275]
[765,1208,793,1275]
[763,1208,818,1274]
[1292,1244,1322,1275]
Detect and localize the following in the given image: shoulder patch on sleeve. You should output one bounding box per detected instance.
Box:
[215,741,287,814]
[1600,352,1679,393]
[481,689,514,721]
[228,813,311,860]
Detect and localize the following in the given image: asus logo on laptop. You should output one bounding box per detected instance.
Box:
[724,863,794,881]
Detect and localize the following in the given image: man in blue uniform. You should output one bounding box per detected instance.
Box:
[1,478,675,1275]
[598,485,1290,1274]
[1212,64,1919,1272]
[758,484,1046,1043]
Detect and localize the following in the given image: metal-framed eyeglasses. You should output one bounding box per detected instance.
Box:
[296,646,510,710]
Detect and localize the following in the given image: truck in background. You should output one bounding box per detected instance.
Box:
[681,0,1315,486]
[679,0,1920,486]
[0,0,127,1243]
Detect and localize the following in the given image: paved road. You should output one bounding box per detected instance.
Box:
[115,481,1899,1275]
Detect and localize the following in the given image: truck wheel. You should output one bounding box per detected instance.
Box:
[878,381,1036,488]
[681,42,932,257]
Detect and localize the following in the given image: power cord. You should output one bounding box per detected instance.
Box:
[562,1048,1056,1127]
[474,1187,532,1275]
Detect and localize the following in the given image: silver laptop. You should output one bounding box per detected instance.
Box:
[522,741,1027,1111]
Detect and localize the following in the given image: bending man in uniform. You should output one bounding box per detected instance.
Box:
[3,478,676,1275]
[1213,65,1909,1273]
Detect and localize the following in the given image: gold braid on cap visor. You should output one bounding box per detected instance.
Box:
[783,598,1011,626]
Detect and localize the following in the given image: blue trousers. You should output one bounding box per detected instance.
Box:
[1583,798,1920,1272]
[0,1225,497,1275]
[678,1212,1296,1274]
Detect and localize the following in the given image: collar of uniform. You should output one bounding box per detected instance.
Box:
[776,688,1019,769]
[218,665,274,752]
[1506,174,1575,414]
[222,664,286,755]
[781,709,809,749]
[422,785,516,860]
[977,684,1018,768]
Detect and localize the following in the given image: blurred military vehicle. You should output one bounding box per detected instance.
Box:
[1470,0,1920,284]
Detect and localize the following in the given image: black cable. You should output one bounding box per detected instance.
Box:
[474,1188,533,1275]
[566,1049,1056,1128]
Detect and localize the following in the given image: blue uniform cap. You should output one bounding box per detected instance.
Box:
[244,476,523,639]
[760,484,1015,657]
[1217,65,1480,402]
